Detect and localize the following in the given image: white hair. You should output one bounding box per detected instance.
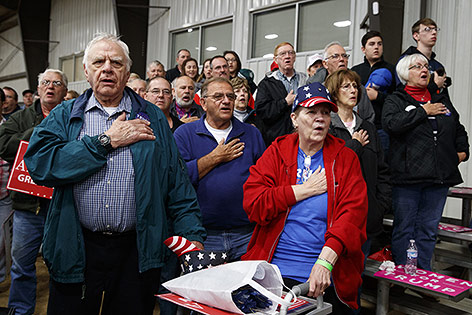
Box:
[396,53,429,85]
[83,33,132,71]
[323,41,343,59]
[147,60,163,73]
[38,69,68,88]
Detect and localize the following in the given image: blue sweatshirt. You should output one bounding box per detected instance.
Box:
[174,116,266,229]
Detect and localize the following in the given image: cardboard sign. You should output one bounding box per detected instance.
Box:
[6,141,53,199]
[438,222,472,233]
[157,293,318,315]
[374,266,472,297]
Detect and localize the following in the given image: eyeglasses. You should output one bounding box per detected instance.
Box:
[420,26,440,33]
[408,64,429,71]
[40,80,63,87]
[341,82,358,91]
[204,93,236,102]
[148,88,171,96]
[325,53,350,61]
[277,50,296,57]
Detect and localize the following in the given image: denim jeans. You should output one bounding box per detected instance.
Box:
[8,210,46,315]
[391,184,448,270]
[0,196,12,282]
[204,225,254,262]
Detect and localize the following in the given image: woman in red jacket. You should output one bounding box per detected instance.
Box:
[242,82,368,314]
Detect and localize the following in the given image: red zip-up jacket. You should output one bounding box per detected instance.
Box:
[242,132,368,309]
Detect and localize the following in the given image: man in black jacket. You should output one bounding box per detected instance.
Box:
[352,31,396,154]
[165,49,191,83]
[255,42,307,146]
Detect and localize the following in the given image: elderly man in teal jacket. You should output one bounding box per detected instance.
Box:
[24,33,205,315]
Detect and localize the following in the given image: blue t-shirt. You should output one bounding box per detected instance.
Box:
[271,148,328,282]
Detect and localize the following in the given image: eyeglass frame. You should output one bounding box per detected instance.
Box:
[40,80,64,87]
[148,88,172,96]
[203,92,236,102]
[276,50,296,58]
[408,63,430,71]
[419,26,440,33]
[325,53,350,61]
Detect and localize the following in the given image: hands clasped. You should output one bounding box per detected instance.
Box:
[105,112,156,148]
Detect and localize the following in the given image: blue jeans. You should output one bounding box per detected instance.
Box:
[8,210,46,315]
[204,225,254,262]
[0,196,12,282]
[391,184,448,270]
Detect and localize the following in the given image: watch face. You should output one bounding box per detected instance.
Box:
[99,134,111,146]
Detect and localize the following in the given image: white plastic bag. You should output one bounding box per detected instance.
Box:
[162,260,291,314]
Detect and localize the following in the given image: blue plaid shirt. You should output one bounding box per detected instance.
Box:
[73,93,136,232]
[275,69,305,94]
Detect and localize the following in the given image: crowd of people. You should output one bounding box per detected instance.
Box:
[0,16,469,315]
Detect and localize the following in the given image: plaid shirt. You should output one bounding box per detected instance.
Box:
[0,117,9,199]
[73,94,136,232]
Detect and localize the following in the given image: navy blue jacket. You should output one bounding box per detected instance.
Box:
[174,116,266,229]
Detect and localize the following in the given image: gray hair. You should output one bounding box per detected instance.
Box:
[83,33,132,71]
[323,41,343,59]
[171,75,195,89]
[396,53,429,85]
[147,60,163,73]
[38,69,68,88]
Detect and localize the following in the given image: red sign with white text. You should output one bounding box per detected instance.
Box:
[7,141,53,199]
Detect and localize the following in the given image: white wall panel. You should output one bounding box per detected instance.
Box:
[49,0,116,86]
[0,26,25,77]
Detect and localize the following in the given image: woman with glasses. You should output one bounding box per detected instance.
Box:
[325,69,391,259]
[224,50,257,94]
[383,53,469,270]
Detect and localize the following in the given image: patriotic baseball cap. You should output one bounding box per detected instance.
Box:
[292,82,338,113]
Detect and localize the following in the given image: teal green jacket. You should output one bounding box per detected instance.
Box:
[24,87,206,283]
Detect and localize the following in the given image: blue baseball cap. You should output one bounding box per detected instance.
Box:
[292,82,338,113]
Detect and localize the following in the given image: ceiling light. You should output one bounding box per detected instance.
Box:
[333,20,351,27]
[187,28,193,33]
[264,34,279,40]
[206,46,217,51]
[263,53,274,58]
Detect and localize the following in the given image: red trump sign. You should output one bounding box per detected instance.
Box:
[7,141,53,199]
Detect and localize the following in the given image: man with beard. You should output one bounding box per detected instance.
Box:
[0,69,68,315]
[171,75,204,123]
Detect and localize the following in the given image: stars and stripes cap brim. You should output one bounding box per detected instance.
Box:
[292,82,338,113]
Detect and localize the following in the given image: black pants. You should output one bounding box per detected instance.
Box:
[283,277,355,315]
[48,229,161,315]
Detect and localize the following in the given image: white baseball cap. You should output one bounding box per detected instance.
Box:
[307,53,323,69]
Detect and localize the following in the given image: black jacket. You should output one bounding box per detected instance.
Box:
[351,57,396,129]
[255,75,293,146]
[329,113,391,237]
[165,65,181,83]
[382,89,469,185]
[0,100,49,213]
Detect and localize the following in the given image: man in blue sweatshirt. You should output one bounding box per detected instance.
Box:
[174,77,266,262]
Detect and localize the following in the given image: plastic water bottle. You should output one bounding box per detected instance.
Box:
[405,239,418,275]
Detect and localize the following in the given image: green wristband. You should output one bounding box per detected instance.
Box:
[315,258,333,272]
